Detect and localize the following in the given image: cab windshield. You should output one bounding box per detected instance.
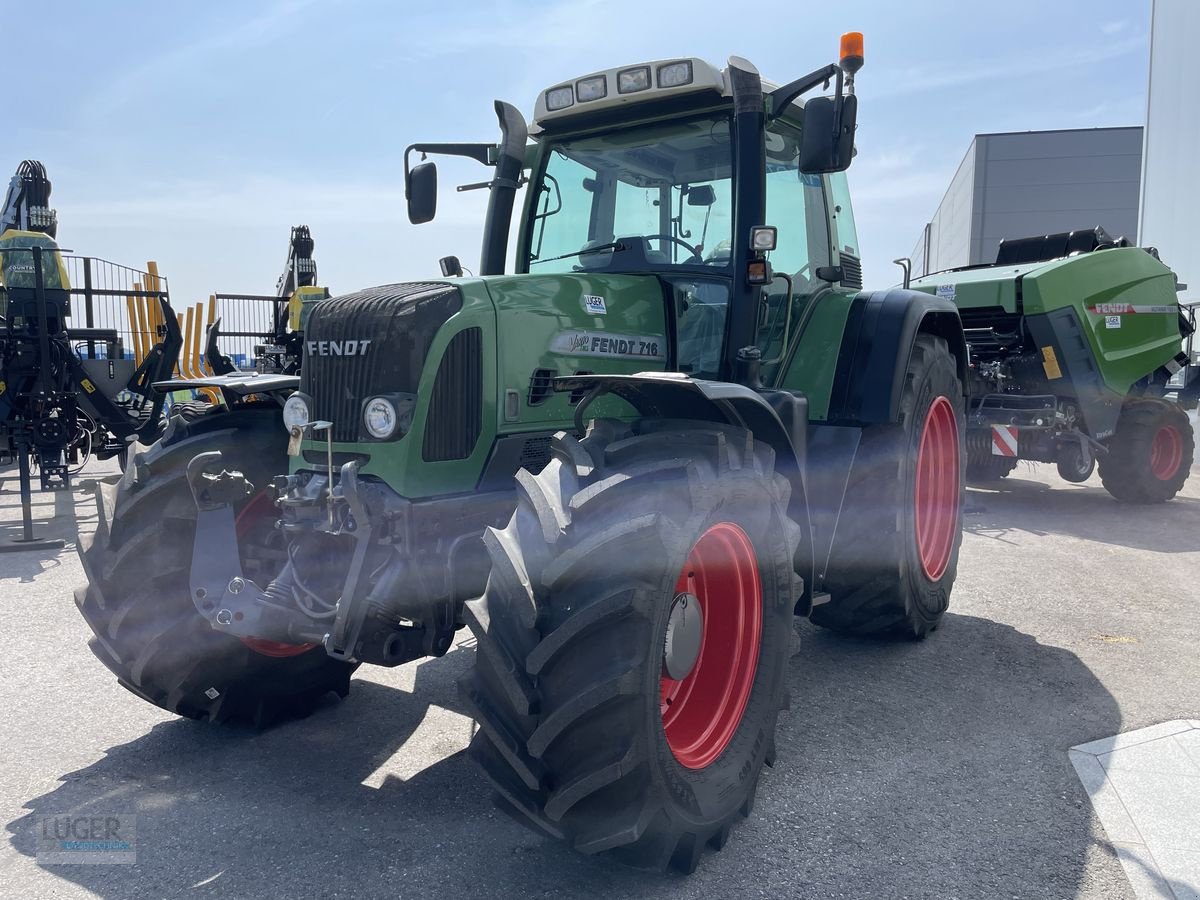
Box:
[525,114,733,274]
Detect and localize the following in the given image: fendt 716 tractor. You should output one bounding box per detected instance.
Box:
[907,227,1197,502]
[76,36,969,871]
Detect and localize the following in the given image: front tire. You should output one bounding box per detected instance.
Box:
[1098,399,1193,503]
[811,333,965,638]
[75,409,356,725]
[459,420,802,872]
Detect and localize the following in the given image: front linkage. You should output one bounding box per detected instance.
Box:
[185,449,510,667]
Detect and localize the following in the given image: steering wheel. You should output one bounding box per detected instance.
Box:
[643,234,703,264]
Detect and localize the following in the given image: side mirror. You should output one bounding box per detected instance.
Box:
[406,161,438,225]
[799,95,857,174]
[687,184,716,207]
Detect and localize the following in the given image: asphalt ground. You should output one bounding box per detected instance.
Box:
[0,431,1197,899]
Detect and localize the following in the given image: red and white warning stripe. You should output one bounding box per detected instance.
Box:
[991,425,1019,457]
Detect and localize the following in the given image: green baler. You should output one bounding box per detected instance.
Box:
[910,228,1196,501]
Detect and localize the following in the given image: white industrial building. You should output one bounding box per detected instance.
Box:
[1139,0,1197,305]
[909,127,1143,278]
[910,0,1197,297]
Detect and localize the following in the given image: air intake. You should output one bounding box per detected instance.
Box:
[422,327,483,461]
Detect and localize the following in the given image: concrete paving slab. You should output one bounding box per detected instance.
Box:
[1113,843,1177,900]
[1074,722,1200,898]
[1176,730,1200,770]
[1147,847,1200,900]
[1075,721,1195,756]
[1100,738,1200,776]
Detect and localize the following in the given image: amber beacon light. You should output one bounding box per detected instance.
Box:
[840,31,864,75]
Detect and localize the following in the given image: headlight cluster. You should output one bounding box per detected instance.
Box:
[281,393,408,441]
[544,60,695,111]
[363,397,398,439]
[282,393,310,431]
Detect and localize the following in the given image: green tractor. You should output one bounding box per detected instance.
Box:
[907,228,1197,501]
[76,37,969,871]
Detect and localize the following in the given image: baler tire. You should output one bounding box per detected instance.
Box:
[1055,442,1095,484]
[810,333,964,638]
[75,408,356,726]
[1098,399,1193,503]
[459,419,802,873]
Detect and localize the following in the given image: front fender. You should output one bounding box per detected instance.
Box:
[555,372,815,603]
[555,372,806,470]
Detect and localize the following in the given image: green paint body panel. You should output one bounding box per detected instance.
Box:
[290,261,879,498]
[487,272,667,432]
[292,273,667,499]
[773,289,857,420]
[910,248,1182,395]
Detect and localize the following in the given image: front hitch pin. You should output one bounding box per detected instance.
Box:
[309,420,335,527]
[290,420,336,527]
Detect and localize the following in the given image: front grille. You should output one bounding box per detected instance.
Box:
[423,327,483,461]
[301,282,462,442]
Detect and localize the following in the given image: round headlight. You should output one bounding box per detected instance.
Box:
[282,393,310,431]
[363,397,397,439]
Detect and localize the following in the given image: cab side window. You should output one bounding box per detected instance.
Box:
[765,120,831,281]
[758,119,832,370]
[826,170,862,289]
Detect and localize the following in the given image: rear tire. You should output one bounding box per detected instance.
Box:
[75,409,356,725]
[1098,399,1193,503]
[459,419,802,872]
[811,333,964,638]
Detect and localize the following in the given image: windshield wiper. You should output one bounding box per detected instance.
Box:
[529,241,625,267]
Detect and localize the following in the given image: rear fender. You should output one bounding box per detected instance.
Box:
[828,289,966,425]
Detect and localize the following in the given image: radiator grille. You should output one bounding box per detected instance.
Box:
[300,282,461,442]
[422,327,483,461]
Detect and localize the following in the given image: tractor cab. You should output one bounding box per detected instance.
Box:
[406,43,864,384]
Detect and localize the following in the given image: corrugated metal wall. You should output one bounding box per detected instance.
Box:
[911,127,1142,276]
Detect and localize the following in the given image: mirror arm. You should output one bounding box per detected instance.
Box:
[766,63,840,120]
[403,142,497,195]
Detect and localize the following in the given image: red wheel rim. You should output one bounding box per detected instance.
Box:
[914,396,959,582]
[234,491,315,658]
[1150,424,1183,481]
[660,522,762,770]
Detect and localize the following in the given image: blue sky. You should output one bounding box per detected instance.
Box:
[9,0,1150,303]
